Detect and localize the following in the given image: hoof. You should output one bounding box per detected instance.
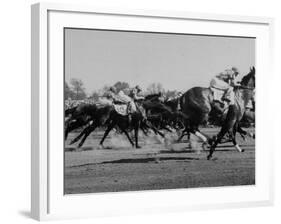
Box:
[241,149,245,152]
[69,140,76,145]
[207,155,212,160]
[136,145,142,149]
[97,144,105,149]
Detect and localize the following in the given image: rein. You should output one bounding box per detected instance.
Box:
[236,85,255,90]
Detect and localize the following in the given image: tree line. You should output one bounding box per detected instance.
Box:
[65,78,180,100]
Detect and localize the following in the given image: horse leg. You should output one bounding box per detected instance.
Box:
[99,120,116,147]
[141,127,148,135]
[65,121,76,140]
[177,127,191,142]
[119,126,135,147]
[192,128,209,151]
[232,124,244,152]
[69,126,88,145]
[148,123,165,138]
[207,115,237,159]
[237,124,255,140]
[65,126,69,140]
[237,125,247,140]
[207,128,227,160]
[66,120,85,141]
[134,121,141,148]
[77,123,98,148]
[69,121,93,145]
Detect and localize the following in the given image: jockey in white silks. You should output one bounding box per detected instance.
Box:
[210,67,240,107]
[107,86,145,122]
[128,85,145,116]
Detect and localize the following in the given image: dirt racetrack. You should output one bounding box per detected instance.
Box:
[64,127,255,194]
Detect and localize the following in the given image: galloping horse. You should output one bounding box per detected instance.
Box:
[66,104,115,148]
[67,100,165,148]
[180,67,255,150]
[207,67,255,159]
[65,103,101,140]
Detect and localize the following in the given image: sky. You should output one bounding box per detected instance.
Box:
[64,28,255,95]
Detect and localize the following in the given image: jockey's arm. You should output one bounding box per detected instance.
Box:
[230,76,241,87]
[133,94,144,101]
[134,95,145,101]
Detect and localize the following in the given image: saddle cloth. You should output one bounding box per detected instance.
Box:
[114,104,128,116]
[210,87,225,102]
[210,87,235,105]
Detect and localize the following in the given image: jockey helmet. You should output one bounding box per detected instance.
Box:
[109,86,117,93]
[231,67,239,76]
[135,85,142,92]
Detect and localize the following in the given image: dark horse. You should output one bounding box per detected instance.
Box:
[65,103,113,145]
[207,67,255,159]
[67,100,165,148]
[65,104,99,140]
[180,67,255,151]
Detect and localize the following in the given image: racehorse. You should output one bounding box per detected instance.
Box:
[64,103,101,140]
[180,67,255,150]
[142,95,186,131]
[207,67,255,159]
[67,100,165,148]
[67,104,114,148]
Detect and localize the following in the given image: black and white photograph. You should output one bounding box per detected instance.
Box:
[64,28,255,194]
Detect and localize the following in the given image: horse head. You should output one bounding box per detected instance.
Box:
[240,66,255,89]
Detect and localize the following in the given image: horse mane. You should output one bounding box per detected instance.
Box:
[240,66,255,88]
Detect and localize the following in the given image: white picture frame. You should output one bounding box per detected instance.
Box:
[31,2,274,221]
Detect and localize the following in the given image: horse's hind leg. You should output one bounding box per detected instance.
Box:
[177,128,190,142]
[237,124,255,140]
[147,122,165,138]
[70,123,92,145]
[65,120,83,141]
[77,123,98,148]
[121,128,135,147]
[207,128,228,160]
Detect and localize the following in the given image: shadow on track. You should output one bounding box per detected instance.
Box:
[101,157,200,164]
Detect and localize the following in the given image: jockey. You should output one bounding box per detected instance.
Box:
[108,85,145,123]
[210,67,240,107]
[128,85,145,119]
[108,86,131,104]
[130,85,145,102]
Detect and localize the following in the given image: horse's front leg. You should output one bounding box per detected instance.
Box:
[192,129,209,151]
[65,120,82,141]
[232,124,244,152]
[77,122,98,148]
[121,128,135,147]
[99,120,116,147]
[207,129,227,160]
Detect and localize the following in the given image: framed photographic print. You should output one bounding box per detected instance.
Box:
[31,2,274,221]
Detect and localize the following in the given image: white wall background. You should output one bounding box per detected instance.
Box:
[0,0,279,223]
